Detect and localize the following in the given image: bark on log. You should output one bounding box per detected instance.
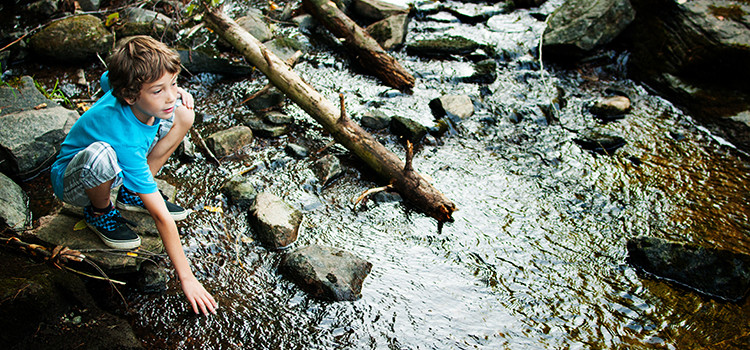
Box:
[202,6,455,222]
[301,0,415,92]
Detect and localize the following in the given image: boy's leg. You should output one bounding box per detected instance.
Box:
[62,142,140,249]
[146,105,194,176]
[117,106,193,221]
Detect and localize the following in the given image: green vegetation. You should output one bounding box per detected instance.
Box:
[34,78,72,108]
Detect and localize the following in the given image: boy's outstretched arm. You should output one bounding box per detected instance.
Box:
[140,191,218,315]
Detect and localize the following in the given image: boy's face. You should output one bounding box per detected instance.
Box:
[126,71,179,124]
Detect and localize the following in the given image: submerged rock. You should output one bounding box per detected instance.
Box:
[573,129,626,155]
[313,154,344,185]
[627,236,750,302]
[0,172,30,231]
[28,14,113,62]
[221,176,258,210]
[249,192,302,249]
[136,262,167,293]
[542,0,635,59]
[280,244,373,301]
[242,116,290,138]
[462,59,497,84]
[0,76,78,179]
[206,126,254,158]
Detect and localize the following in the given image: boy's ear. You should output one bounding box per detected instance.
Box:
[124,96,136,105]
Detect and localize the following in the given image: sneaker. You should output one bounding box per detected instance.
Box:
[84,206,141,249]
[116,186,188,221]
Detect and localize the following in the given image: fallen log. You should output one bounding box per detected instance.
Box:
[301,0,415,92]
[202,5,455,223]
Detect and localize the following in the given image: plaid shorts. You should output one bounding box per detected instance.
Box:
[60,116,174,207]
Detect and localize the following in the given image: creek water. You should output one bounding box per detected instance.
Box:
[15,0,750,348]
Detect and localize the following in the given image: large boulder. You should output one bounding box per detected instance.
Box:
[28,14,113,62]
[626,0,750,152]
[541,0,635,59]
[627,236,750,302]
[0,172,30,231]
[0,76,78,179]
[280,244,373,301]
[248,192,302,249]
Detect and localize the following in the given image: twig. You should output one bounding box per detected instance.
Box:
[404,140,414,173]
[189,128,220,164]
[353,185,393,207]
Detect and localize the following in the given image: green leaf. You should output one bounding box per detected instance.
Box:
[105,12,120,27]
[73,219,87,231]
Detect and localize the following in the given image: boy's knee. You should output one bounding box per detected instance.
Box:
[174,106,195,129]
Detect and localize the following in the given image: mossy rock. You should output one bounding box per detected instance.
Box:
[28,14,113,62]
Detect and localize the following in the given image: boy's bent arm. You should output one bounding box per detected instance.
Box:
[140,191,218,315]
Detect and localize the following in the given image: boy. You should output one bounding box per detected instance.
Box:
[50,35,217,315]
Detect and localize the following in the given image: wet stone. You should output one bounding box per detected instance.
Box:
[237,8,274,42]
[264,111,294,125]
[136,262,168,293]
[206,125,254,158]
[429,94,474,121]
[249,192,303,249]
[590,95,631,120]
[366,13,410,50]
[352,0,409,21]
[247,86,285,111]
[242,116,290,138]
[627,236,750,302]
[0,76,78,179]
[573,129,626,156]
[406,36,482,59]
[285,143,309,158]
[359,109,391,129]
[28,14,113,62]
[313,154,344,185]
[221,176,258,210]
[280,244,373,301]
[0,172,30,231]
[390,115,428,143]
[177,49,254,76]
[462,59,497,84]
[28,209,164,274]
[116,7,177,40]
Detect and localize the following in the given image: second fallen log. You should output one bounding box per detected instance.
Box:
[302,0,415,92]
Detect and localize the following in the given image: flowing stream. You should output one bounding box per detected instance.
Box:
[16,0,750,348]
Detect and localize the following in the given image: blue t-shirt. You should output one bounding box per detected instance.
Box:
[50,73,161,198]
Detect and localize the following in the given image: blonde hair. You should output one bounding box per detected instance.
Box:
[106,35,181,103]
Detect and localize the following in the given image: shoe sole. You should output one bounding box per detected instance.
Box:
[117,201,189,221]
[87,223,141,249]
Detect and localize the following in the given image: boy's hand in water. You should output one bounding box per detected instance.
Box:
[181,275,218,315]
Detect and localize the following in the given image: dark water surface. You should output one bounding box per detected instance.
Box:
[18,0,750,348]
